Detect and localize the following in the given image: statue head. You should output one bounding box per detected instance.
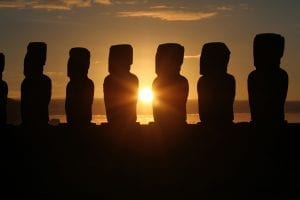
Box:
[68,47,90,79]
[253,33,284,71]
[24,42,47,77]
[0,53,4,74]
[200,42,230,76]
[108,44,133,74]
[155,43,184,77]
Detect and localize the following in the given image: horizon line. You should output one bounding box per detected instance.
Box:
[7,98,300,102]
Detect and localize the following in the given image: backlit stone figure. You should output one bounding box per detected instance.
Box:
[21,42,51,126]
[0,53,8,125]
[103,44,138,125]
[152,43,188,126]
[65,48,94,126]
[248,33,288,125]
[197,42,235,126]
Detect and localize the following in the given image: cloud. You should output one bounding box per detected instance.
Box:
[149,5,172,9]
[94,0,112,5]
[115,0,138,5]
[239,3,249,10]
[217,6,233,11]
[0,0,236,18]
[45,71,65,76]
[0,0,114,10]
[184,55,200,59]
[0,1,27,9]
[30,4,72,11]
[117,10,217,21]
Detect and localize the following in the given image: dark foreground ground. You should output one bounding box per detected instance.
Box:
[1,123,300,199]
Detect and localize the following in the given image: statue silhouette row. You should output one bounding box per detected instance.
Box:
[0,33,289,127]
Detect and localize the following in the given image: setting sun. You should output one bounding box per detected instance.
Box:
[139,88,153,103]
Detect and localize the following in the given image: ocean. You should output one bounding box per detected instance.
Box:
[49,113,300,125]
[48,99,300,124]
[6,99,300,125]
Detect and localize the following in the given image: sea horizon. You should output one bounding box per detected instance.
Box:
[7,98,300,113]
[48,113,300,125]
[6,98,300,125]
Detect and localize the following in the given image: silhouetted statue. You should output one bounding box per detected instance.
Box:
[248,33,288,126]
[0,53,8,125]
[197,42,235,126]
[152,43,188,126]
[21,42,51,127]
[65,48,94,126]
[103,44,138,125]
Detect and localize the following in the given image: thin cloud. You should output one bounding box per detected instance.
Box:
[0,0,113,10]
[0,1,26,9]
[94,0,112,5]
[64,0,92,7]
[217,6,233,11]
[117,10,217,21]
[239,3,249,10]
[184,55,200,59]
[45,71,65,76]
[31,4,71,11]
[149,5,173,9]
[115,0,138,5]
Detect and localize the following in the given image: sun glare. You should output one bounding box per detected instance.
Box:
[139,87,153,103]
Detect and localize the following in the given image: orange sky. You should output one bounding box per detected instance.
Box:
[0,0,299,100]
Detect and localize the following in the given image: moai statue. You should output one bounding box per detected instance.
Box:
[197,42,235,126]
[65,48,94,126]
[21,42,51,127]
[103,44,139,125]
[0,53,8,125]
[248,33,288,126]
[152,43,189,126]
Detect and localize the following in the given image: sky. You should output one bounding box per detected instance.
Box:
[0,0,299,100]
